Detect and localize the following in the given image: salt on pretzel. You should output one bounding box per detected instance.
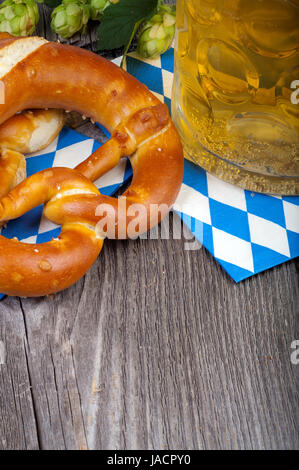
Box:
[0,36,184,297]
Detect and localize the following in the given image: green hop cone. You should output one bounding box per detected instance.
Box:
[51,0,90,39]
[137,4,176,60]
[89,0,109,21]
[89,0,119,21]
[0,0,39,37]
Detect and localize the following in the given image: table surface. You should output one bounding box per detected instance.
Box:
[0,3,298,451]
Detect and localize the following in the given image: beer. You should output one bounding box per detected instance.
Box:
[172,0,299,194]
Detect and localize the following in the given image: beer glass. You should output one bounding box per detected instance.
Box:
[172,0,299,194]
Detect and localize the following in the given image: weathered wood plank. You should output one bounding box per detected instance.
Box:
[0,299,39,450]
[1,225,298,449]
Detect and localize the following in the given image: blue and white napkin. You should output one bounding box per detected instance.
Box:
[125,49,299,282]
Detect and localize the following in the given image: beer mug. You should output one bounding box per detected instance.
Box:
[172,0,299,194]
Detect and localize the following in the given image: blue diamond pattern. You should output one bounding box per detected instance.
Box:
[26,153,56,176]
[251,243,290,273]
[286,230,299,258]
[245,191,286,228]
[209,199,251,242]
[161,48,174,73]
[126,57,164,95]
[282,195,299,206]
[183,160,209,197]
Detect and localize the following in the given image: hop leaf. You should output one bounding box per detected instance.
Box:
[97,0,158,51]
[0,0,39,37]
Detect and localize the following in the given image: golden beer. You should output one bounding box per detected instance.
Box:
[172,0,299,194]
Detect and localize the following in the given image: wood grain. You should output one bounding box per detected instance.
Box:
[0,2,298,450]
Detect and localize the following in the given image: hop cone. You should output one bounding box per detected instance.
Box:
[0,0,39,37]
[51,0,90,39]
[89,0,120,21]
[89,0,109,21]
[137,4,176,60]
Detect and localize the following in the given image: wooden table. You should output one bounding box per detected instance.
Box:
[0,4,298,450]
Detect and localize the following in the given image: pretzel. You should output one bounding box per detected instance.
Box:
[0,36,184,297]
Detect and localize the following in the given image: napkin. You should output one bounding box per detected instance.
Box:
[0,49,298,301]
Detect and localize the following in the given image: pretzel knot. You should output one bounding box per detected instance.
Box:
[0,168,104,297]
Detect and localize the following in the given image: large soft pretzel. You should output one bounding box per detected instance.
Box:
[0,35,183,297]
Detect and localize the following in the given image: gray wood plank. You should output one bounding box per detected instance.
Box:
[0,0,298,450]
[0,227,298,449]
[0,299,39,450]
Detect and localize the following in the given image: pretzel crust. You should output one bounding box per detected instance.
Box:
[0,148,26,199]
[0,109,65,154]
[0,168,104,297]
[0,36,184,297]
